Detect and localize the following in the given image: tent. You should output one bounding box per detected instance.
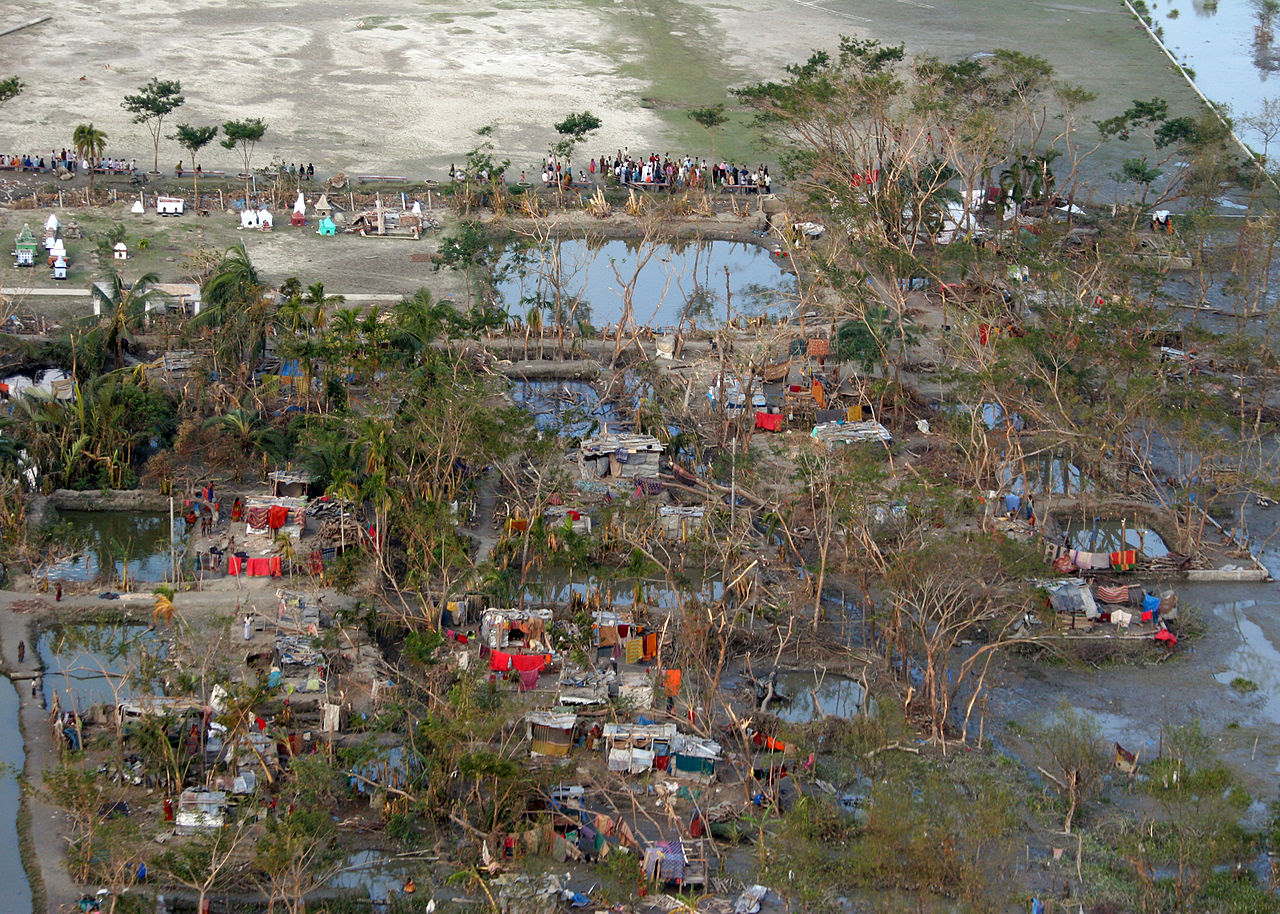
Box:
[525,711,577,757]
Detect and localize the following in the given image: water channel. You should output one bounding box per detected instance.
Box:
[38,510,175,585]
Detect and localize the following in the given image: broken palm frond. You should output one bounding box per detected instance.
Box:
[586,187,610,218]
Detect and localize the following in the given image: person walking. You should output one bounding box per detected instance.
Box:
[16,640,24,663]
[55,581,63,602]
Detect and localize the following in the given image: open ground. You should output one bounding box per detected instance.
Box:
[2,0,1198,183]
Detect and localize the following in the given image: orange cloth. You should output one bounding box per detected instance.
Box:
[663,669,682,697]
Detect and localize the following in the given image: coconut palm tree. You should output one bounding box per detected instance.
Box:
[93,270,161,369]
[72,123,107,190]
[204,409,287,463]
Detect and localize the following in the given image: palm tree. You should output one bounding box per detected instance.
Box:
[72,123,107,191]
[93,270,161,368]
[197,243,260,327]
[204,409,287,463]
[301,282,342,329]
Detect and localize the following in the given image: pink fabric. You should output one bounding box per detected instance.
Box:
[518,669,540,691]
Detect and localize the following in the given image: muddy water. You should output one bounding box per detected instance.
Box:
[497,239,795,329]
[0,678,32,913]
[988,581,1280,794]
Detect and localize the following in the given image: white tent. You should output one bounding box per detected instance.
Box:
[240,209,259,229]
[130,198,145,215]
[292,192,306,216]
[44,213,59,233]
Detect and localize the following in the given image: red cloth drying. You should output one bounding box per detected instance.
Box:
[512,653,550,673]
[227,555,243,575]
[267,505,290,530]
[1154,629,1178,646]
[518,669,540,691]
[755,412,783,432]
[489,650,513,672]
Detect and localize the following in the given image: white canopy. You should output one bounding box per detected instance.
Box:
[293,192,306,215]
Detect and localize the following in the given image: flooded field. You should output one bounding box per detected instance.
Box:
[39,510,175,584]
[989,581,1280,794]
[497,239,794,329]
[38,623,163,710]
[1147,0,1278,151]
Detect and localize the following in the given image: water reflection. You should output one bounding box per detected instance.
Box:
[1148,0,1279,151]
[39,510,175,584]
[497,239,795,329]
[38,624,164,710]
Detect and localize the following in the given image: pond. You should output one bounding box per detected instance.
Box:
[329,849,418,902]
[39,510,176,584]
[0,678,32,913]
[38,623,164,710]
[497,239,796,329]
[1146,0,1276,153]
[511,380,627,436]
[1062,519,1171,558]
[770,670,870,724]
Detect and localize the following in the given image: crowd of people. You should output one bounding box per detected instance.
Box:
[1,150,135,173]
[529,151,772,193]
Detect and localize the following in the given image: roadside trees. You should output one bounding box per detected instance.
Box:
[551,110,602,169]
[221,117,268,205]
[171,123,217,202]
[121,77,185,174]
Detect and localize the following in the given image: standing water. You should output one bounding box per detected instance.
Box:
[1145,0,1278,152]
[40,510,174,584]
[38,624,164,710]
[0,678,33,913]
[498,239,795,329]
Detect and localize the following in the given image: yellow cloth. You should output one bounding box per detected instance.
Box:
[623,637,643,664]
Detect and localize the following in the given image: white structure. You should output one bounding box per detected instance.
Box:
[257,207,273,230]
[44,213,59,233]
[51,257,67,280]
[239,209,259,229]
[292,192,306,216]
[113,242,128,260]
[410,200,422,216]
[48,238,66,261]
[156,196,184,216]
[130,198,145,215]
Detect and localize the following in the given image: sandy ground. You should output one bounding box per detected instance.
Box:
[0,0,1200,184]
